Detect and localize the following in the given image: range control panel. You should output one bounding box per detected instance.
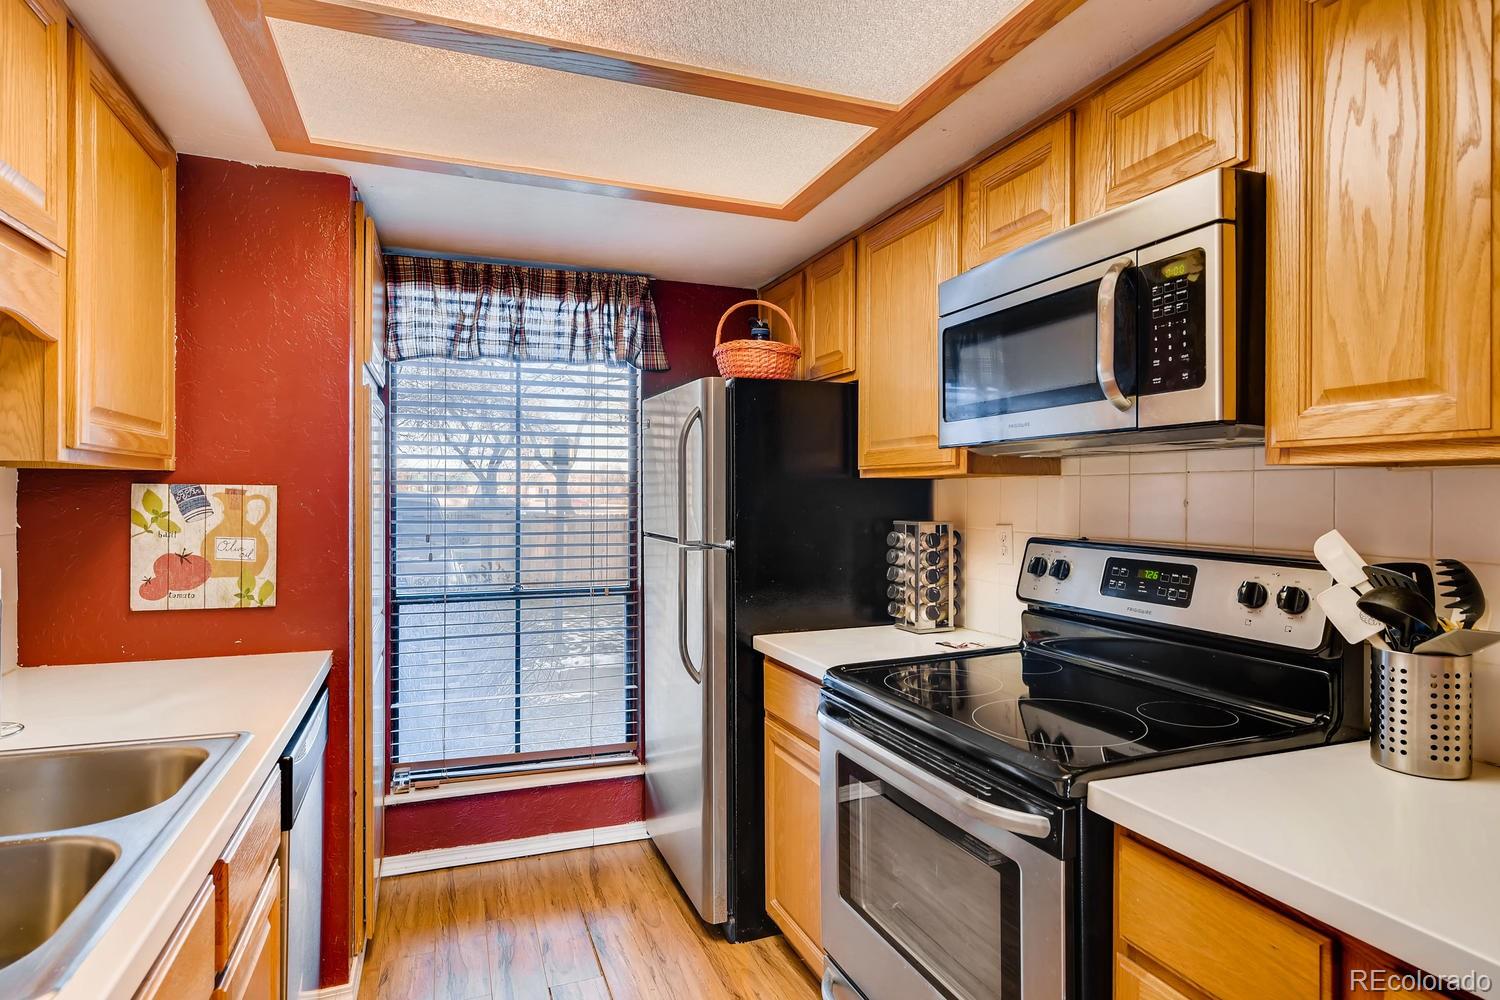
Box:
[1016,538,1332,651]
[1102,557,1198,607]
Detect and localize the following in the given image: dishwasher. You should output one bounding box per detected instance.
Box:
[280,688,328,1000]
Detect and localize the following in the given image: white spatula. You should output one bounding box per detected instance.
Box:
[1313,530,1372,593]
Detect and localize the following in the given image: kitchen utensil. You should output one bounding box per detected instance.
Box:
[1313,530,1371,592]
[1315,584,1385,645]
[1363,564,1421,595]
[1414,628,1500,656]
[1355,586,1441,652]
[1372,561,1437,608]
[1436,559,1486,629]
[1369,646,1472,780]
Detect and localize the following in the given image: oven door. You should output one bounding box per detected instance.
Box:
[819,710,1067,1000]
[938,254,1140,449]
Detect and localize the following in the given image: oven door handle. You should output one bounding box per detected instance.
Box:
[820,713,1052,839]
[1096,257,1135,412]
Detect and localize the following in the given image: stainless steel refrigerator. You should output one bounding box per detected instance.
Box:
[642,376,930,939]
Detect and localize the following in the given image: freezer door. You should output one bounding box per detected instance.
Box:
[642,377,727,544]
[643,534,728,924]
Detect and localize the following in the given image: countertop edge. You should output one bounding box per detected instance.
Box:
[1088,776,1500,995]
[752,625,1013,681]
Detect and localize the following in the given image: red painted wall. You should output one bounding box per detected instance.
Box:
[385,277,751,856]
[644,279,754,397]
[16,157,355,988]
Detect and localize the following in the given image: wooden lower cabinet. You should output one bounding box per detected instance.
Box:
[214,860,281,1000]
[135,878,217,1000]
[763,658,823,973]
[1116,832,1462,1000]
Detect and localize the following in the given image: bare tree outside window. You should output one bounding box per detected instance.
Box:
[387,356,639,780]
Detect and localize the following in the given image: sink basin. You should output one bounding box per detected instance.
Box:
[0,838,120,969]
[0,744,210,836]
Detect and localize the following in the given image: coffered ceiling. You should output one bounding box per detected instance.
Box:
[62,0,1220,285]
[206,0,1083,218]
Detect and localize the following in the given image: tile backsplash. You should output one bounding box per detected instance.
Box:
[1,468,15,673]
[938,447,1500,764]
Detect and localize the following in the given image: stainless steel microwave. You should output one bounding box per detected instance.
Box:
[937,168,1264,456]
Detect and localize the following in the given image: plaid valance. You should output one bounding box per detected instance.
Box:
[384,254,668,371]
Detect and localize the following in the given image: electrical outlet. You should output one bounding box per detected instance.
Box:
[997,524,1014,564]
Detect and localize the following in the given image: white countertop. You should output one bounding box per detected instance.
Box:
[752,624,1013,680]
[0,651,332,1000]
[1089,743,1500,996]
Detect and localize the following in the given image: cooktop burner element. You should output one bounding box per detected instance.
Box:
[1137,700,1240,729]
[883,662,1003,699]
[971,698,1149,749]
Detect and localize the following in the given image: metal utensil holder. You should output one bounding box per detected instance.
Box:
[884,521,959,633]
[1370,646,1473,780]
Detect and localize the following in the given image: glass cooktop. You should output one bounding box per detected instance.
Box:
[826,649,1324,798]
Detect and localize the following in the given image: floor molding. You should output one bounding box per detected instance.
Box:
[307,950,363,999]
[380,821,649,877]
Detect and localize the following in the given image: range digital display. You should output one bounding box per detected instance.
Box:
[1101,557,1197,607]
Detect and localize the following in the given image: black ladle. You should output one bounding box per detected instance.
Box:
[1356,586,1442,652]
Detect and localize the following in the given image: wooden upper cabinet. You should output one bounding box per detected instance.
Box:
[802,240,856,381]
[1266,0,1497,463]
[0,0,69,252]
[963,113,1074,270]
[66,29,176,465]
[1076,7,1248,218]
[857,182,964,476]
[758,270,805,371]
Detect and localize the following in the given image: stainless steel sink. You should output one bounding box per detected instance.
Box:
[0,744,211,837]
[0,735,244,999]
[0,838,120,970]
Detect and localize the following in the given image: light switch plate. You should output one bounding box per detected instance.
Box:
[997,524,1014,564]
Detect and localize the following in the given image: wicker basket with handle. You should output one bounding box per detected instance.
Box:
[712,299,802,380]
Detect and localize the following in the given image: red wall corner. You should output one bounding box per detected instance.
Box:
[644,279,754,398]
[16,155,356,988]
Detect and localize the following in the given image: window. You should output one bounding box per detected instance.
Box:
[387,355,640,785]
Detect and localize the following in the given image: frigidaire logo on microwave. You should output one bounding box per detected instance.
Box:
[1007,420,1031,430]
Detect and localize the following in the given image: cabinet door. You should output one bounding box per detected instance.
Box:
[963,114,1073,270]
[1076,7,1247,218]
[1266,0,1495,460]
[1115,955,1198,1000]
[66,30,176,463]
[856,181,964,476]
[213,861,281,1000]
[802,241,856,381]
[135,878,217,1000]
[0,0,68,251]
[764,716,821,972]
[758,270,805,372]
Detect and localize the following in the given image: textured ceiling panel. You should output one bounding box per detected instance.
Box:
[378,0,1027,104]
[271,19,871,204]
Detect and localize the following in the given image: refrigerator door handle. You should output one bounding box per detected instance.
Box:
[677,547,704,685]
[676,406,703,545]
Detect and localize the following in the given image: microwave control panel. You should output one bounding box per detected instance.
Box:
[1140,248,1207,395]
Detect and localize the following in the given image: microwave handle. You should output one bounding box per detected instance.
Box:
[1096,257,1135,412]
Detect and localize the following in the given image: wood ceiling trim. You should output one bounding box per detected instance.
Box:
[209,0,1088,220]
[264,0,898,127]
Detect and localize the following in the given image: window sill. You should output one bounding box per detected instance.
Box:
[383,760,645,807]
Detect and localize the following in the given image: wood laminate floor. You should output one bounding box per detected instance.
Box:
[358,841,820,1000]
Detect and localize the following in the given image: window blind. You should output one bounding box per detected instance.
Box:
[387,355,640,787]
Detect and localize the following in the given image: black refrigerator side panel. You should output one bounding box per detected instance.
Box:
[721,377,932,942]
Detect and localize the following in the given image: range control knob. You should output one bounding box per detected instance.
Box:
[1048,559,1071,581]
[1026,556,1050,577]
[1276,585,1310,616]
[1236,580,1268,609]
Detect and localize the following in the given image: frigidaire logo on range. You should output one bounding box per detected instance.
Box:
[1125,606,1156,616]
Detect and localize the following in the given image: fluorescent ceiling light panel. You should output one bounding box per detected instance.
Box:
[376,0,1027,104]
[271,19,872,204]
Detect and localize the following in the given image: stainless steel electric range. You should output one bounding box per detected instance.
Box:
[817,538,1366,1000]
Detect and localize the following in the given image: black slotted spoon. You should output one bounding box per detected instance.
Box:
[1437,559,1486,629]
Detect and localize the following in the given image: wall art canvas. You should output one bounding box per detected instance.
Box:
[130,484,278,611]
